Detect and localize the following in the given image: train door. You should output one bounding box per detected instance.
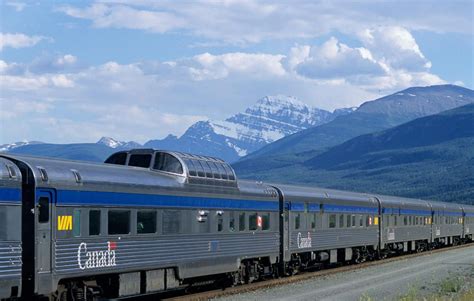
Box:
[372,197,382,250]
[283,201,291,262]
[36,189,54,276]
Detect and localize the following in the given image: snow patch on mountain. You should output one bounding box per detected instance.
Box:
[145,95,353,162]
[0,141,44,152]
[97,137,141,149]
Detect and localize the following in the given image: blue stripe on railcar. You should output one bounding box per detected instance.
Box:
[290,202,305,211]
[465,212,474,217]
[0,188,22,204]
[399,209,432,216]
[441,211,464,217]
[289,203,375,213]
[309,204,320,212]
[383,208,431,216]
[323,204,378,214]
[55,189,279,211]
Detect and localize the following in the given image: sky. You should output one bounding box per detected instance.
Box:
[0,0,473,145]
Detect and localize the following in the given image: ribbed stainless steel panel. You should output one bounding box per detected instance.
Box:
[0,240,22,298]
[289,229,378,252]
[0,241,22,279]
[381,226,430,244]
[54,232,279,277]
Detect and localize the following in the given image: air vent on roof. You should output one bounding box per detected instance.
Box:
[5,165,17,179]
[71,169,82,183]
[37,166,48,182]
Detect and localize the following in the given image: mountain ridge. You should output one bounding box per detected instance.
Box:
[233,84,474,176]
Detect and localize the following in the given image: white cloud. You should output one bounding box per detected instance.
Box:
[56,54,77,66]
[292,37,386,79]
[358,26,431,71]
[6,1,26,12]
[57,1,473,45]
[0,33,49,51]
[58,3,186,33]
[0,27,451,144]
[187,52,285,80]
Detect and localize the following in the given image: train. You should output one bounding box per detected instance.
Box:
[0,148,473,300]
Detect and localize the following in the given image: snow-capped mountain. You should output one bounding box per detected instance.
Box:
[145,95,352,162]
[96,137,141,149]
[0,141,44,152]
[1,96,354,163]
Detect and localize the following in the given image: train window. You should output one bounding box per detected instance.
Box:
[137,211,157,234]
[105,152,127,165]
[153,153,183,174]
[346,214,351,228]
[89,210,101,235]
[404,216,408,226]
[201,161,214,178]
[163,210,180,234]
[359,215,363,227]
[217,214,224,232]
[6,165,17,178]
[239,213,246,231]
[229,212,236,232]
[0,209,5,239]
[329,214,336,228]
[409,216,412,225]
[208,162,221,179]
[38,197,49,223]
[192,160,206,177]
[215,163,229,180]
[262,213,270,230]
[339,215,344,228]
[310,213,316,229]
[394,216,397,226]
[128,154,152,168]
[222,164,236,181]
[73,210,81,237]
[184,159,197,176]
[351,215,356,227]
[366,215,371,227]
[295,213,301,230]
[249,213,258,231]
[108,210,130,235]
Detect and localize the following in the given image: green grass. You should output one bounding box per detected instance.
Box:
[438,276,463,294]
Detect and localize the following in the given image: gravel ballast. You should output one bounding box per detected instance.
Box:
[216,245,474,301]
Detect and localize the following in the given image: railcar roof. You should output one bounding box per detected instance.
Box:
[427,200,463,212]
[0,154,185,190]
[270,183,376,206]
[0,154,277,199]
[0,156,22,187]
[373,194,431,210]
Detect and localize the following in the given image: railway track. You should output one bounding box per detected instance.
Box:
[161,243,474,301]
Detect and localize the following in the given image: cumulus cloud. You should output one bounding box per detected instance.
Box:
[291,38,386,79]
[186,52,285,80]
[0,33,49,51]
[0,27,449,144]
[57,1,473,45]
[358,26,431,71]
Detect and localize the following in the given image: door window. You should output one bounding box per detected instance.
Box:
[38,196,49,223]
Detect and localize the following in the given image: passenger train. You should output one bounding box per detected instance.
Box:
[0,149,473,300]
